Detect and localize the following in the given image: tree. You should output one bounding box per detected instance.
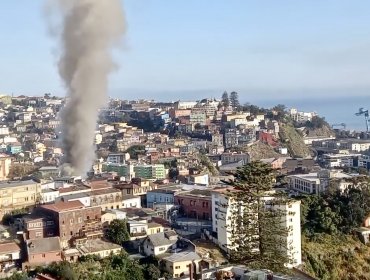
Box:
[221,91,230,107]
[106,219,130,245]
[143,264,161,280]
[226,161,292,271]
[230,91,240,108]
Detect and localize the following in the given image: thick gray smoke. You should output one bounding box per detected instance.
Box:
[50,0,125,176]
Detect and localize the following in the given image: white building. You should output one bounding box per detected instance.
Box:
[211,188,302,268]
[288,170,354,194]
[289,108,317,123]
[122,195,141,208]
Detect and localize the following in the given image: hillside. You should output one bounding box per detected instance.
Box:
[243,141,281,161]
[279,123,311,158]
[305,125,335,138]
[302,234,370,280]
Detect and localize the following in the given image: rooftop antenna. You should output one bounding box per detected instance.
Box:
[355,108,370,132]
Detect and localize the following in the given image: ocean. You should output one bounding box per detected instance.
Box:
[243,94,370,131]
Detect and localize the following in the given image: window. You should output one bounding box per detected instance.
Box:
[175,266,180,269]
[42,254,46,258]
[70,231,73,236]
[78,217,82,223]
[70,219,73,225]
[159,247,165,251]
[36,231,42,237]
[46,221,54,226]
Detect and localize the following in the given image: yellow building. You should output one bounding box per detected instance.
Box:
[90,188,123,211]
[0,154,11,180]
[161,252,202,278]
[0,180,42,218]
[147,222,164,235]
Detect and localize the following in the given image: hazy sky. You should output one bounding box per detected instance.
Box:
[1,0,370,101]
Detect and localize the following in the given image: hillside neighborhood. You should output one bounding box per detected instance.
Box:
[0,92,369,280]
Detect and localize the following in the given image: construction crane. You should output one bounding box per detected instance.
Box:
[355,108,370,132]
[331,123,346,130]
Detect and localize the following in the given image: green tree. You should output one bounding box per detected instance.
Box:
[226,161,292,271]
[230,91,240,108]
[221,91,230,107]
[106,219,130,245]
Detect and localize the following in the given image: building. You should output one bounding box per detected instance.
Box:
[90,187,123,211]
[38,201,102,248]
[22,214,56,240]
[288,170,354,194]
[142,230,179,256]
[102,163,134,180]
[161,251,202,278]
[75,239,122,259]
[175,190,212,220]
[0,154,11,180]
[221,152,250,165]
[134,164,166,180]
[0,242,21,271]
[146,186,182,208]
[211,188,302,268]
[25,237,62,267]
[0,180,42,219]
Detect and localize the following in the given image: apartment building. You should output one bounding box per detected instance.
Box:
[211,188,302,268]
[175,190,212,220]
[0,180,41,219]
[38,201,102,248]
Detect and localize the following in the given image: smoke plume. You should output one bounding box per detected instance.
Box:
[50,0,125,176]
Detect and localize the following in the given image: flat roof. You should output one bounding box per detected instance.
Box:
[0,180,37,189]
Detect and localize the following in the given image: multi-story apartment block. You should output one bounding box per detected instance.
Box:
[134,164,166,180]
[102,163,134,180]
[38,201,102,248]
[211,188,302,268]
[0,180,42,218]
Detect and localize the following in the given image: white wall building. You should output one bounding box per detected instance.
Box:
[211,188,302,268]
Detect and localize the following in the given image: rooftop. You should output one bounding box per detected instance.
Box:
[40,200,85,213]
[27,237,61,254]
[162,251,201,263]
[0,241,21,254]
[0,180,37,190]
[77,239,122,254]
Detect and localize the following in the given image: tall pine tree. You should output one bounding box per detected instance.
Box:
[229,91,240,108]
[221,91,230,107]
[225,161,294,271]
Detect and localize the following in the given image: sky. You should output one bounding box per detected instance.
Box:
[1,0,370,103]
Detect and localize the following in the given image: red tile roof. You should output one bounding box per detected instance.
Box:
[40,200,84,213]
[0,242,21,254]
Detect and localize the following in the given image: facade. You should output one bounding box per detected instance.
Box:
[0,154,11,180]
[26,237,62,267]
[161,251,201,278]
[142,230,178,256]
[23,215,56,240]
[221,152,250,165]
[0,180,42,219]
[39,201,102,248]
[175,190,212,220]
[211,189,302,267]
[90,188,123,211]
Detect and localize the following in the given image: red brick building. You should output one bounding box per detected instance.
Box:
[38,201,102,248]
[22,215,56,240]
[175,190,212,220]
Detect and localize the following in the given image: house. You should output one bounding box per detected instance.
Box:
[76,239,122,259]
[161,251,202,278]
[142,230,179,256]
[25,237,62,267]
[90,187,123,211]
[122,195,141,208]
[0,241,21,271]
